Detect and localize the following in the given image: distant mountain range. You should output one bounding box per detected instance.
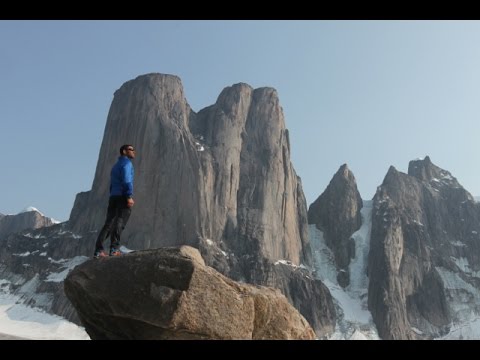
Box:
[0,207,58,238]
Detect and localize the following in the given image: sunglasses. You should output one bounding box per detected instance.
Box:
[127,148,135,152]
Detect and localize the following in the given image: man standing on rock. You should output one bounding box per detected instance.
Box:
[93,144,135,258]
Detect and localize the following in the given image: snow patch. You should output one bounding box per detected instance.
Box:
[195,142,205,151]
[451,257,471,273]
[442,173,454,181]
[0,289,89,339]
[349,329,369,340]
[413,220,424,226]
[56,229,82,239]
[434,266,480,338]
[274,259,306,270]
[119,245,135,253]
[438,315,480,340]
[13,252,31,257]
[45,256,89,283]
[23,233,46,239]
[412,327,424,335]
[20,206,43,216]
[310,200,379,340]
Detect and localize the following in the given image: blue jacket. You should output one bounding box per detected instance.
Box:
[110,156,134,197]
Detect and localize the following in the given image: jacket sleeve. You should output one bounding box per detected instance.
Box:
[121,163,134,197]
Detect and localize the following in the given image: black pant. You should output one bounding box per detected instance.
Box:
[94,196,131,253]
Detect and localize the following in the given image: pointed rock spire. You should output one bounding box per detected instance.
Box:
[308,163,363,287]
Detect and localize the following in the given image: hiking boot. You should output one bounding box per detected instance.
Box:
[94,250,107,259]
[109,248,122,256]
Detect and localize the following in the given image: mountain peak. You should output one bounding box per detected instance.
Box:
[20,206,43,215]
[408,156,437,180]
[408,156,462,190]
[0,206,58,238]
[307,163,362,287]
[382,165,400,183]
[19,207,61,224]
[336,163,351,178]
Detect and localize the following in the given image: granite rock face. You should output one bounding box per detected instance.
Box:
[69,74,201,249]
[368,157,480,339]
[68,75,310,267]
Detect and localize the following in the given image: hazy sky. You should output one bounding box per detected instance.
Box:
[1,20,480,221]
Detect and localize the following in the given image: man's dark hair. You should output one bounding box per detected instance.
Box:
[120,144,133,155]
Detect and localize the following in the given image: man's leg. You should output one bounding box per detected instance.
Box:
[94,198,119,255]
[110,198,131,255]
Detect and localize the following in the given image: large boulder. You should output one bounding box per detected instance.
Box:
[64,246,315,340]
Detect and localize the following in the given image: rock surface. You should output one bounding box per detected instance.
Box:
[308,164,363,287]
[0,209,56,239]
[65,246,315,340]
[368,157,480,339]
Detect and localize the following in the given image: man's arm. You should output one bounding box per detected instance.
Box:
[122,163,134,207]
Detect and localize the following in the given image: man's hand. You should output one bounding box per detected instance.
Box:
[127,197,135,208]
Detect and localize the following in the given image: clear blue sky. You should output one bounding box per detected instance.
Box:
[1,20,480,221]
